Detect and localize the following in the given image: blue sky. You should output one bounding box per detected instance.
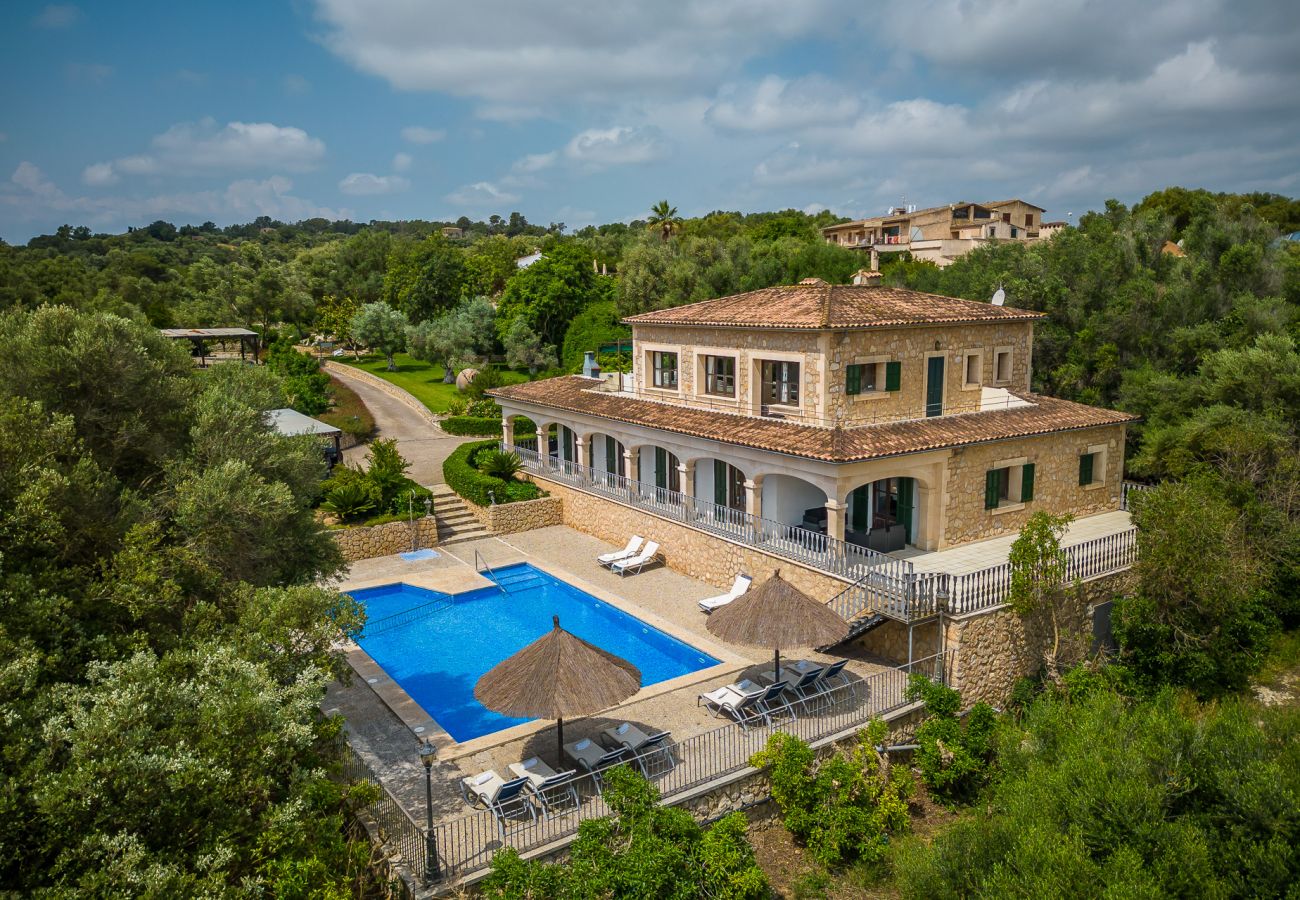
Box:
[1,0,1298,242]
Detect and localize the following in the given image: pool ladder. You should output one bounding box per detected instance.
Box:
[475,550,510,594]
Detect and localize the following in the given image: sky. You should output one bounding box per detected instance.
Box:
[1,0,1298,242]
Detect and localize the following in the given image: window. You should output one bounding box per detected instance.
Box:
[703,355,735,396]
[846,362,878,395]
[974,208,991,219]
[994,350,1012,383]
[952,206,970,219]
[1002,212,1011,223]
[651,350,677,388]
[963,352,982,387]
[1079,452,1097,486]
[1025,213,1035,227]
[985,462,1035,509]
[761,360,800,407]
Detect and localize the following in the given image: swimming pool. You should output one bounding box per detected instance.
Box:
[349,563,720,742]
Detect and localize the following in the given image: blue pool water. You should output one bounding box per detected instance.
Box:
[350,563,719,742]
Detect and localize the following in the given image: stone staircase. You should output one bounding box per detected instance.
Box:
[430,484,491,545]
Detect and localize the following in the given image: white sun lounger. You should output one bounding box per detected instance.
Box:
[597,535,643,567]
[460,770,536,838]
[508,756,580,818]
[611,541,659,577]
[698,574,752,612]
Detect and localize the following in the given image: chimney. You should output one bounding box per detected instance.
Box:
[582,350,601,379]
[870,247,880,272]
[852,268,883,285]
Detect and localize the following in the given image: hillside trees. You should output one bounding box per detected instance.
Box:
[351,301,408,370]
[383,233,466,322]
[496,242,599,346]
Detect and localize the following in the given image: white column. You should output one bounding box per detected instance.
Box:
[679,461,693,499]
[575,434,587,469]
[501,416,515,447]
[744,479,760,519]
[624,449,639,483]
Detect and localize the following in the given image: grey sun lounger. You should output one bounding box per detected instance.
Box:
[563,738,629,789]
[698,679,790,730]
[508,756,580,818]
[760,664,823,713]
[460,770,536,839]
[602,723,675,776]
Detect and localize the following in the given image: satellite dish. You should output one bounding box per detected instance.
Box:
[991,287,1006,306]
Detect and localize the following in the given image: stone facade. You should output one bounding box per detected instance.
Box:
[332,517,439,563]
[464,495,564,535]
[532,475,853,598]
[940,423,1125,547]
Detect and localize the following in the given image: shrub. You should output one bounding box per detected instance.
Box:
[439,416,502,436]
[317,440,429,521]
[561,299,629,371]
[267,338,330,415]
[442,440,543,506]
[320,476,380,520]
[463,365,504,399]
[479,449,522,480]
[905,675,996,805]
[751,724,911,868]
[480,767,768,899]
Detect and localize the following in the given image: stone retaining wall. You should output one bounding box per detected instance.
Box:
[323,361,442,428]
[531,475,852,598]
[332,517,439,563]
[464,494,564,535]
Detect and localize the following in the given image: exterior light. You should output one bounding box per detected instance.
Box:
[418,739,442,882]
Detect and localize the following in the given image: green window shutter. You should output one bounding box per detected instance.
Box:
[1021,463,1036,502]
[605,435,617,474]
[984,469,1000,510]
[714,459,727,506]
[846,364,861,396]
[851,484,871,531]
[885,361,902,392]
[1078,452,1093,486]
[655,447,667,489]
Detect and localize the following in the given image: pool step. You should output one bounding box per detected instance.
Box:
[493,571,548,591]
[429,485,491,545]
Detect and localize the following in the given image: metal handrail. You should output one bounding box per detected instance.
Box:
[475,549,508,593]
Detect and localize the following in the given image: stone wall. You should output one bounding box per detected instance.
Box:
[463,495,564,535]
[948,571,1131,706]
[940,423,1125,548]
[332,517,439,563]
[532,475,852,598]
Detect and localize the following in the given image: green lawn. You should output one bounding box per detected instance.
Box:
[338,353,530,413]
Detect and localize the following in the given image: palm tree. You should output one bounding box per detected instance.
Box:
[647,200,682,242]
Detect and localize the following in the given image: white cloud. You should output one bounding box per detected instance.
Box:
[706,75,860,132]
[444,181,520,207]
[81,162,118,186]
[401,126,446,144]
[313,0,843,112]
[282,73,312,95]
[33,4,80,28]
[512,151,557,173]
[564,126,669,168]
[338,172,410,195]
[86,118,326,181]
[223,176,347,220]
[392,152,412,172]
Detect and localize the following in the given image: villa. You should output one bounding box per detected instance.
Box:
[821,199,1047,267]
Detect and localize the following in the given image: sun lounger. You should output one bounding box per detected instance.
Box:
[698,679,788,730]
[508,756,580,818]
[787,658,852,699]
[759,664,823,713]
[460,770,536,839]
[563,738,629,789]
[611,541,659,577]
[597,535,643,568]
[602,723,675,776]
[698,574,752,613]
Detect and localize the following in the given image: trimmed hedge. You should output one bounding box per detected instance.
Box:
[442,440,544,506]
[440,416,539,437]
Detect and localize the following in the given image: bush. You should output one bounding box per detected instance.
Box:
[267,338,330,415]
[318,440,430,522]
[479,449,522,480]
[751,724,911,868]
[480,767,768,899]
[320,477,380,519]
[442,440,543,506]
[439,415,537,437]
[905,675,996,805]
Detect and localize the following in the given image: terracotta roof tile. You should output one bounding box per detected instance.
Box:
[623,284,1043,330]
[490,376,1136,464]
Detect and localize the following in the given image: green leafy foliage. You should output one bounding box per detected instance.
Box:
[442,440,543,506]
[751,724,911,868]
[496,242,600,347]
[561,299,630,371]
[349,301,408,370]
[891,685,1300,899]
[480,766,768,899]
[266,338,330,415]
[479,449,523,480]
[320,438,429,522]
[320,475,380,519]
[905,676,996,805]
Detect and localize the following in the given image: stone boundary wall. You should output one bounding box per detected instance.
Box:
[463,495,564,535]
[322,361,443,429]
[332,517,439,563]
[530,475,852,598]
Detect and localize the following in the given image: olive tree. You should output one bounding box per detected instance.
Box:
[350,301,408,370]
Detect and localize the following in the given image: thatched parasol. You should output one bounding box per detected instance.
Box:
[706,570,847,681]
[475,615,642,763]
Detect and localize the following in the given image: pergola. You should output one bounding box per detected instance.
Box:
[159,327,260,365]
[264,407,343,467]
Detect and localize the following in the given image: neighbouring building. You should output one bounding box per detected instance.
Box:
[822,199,1047,267]
[492,278,1134,557]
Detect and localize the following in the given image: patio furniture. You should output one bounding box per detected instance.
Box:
[698,679,791,730]
[760,663,824,712]
[460,770,536,839]
[508,756,580,819]
[597,535,643,568]
[602,723,675,776]
[698,574,753,613]
[611,541,660,577]
[563,739,629,789]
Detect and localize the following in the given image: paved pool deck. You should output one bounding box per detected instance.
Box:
[323,525,893,829]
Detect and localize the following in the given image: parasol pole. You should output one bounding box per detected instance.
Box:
[557,716,564,767]
[774,646,781,683]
